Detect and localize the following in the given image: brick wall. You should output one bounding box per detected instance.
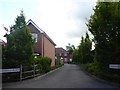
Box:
[43,35,55,67]
[28,23,42,55]
[28,22,56,67]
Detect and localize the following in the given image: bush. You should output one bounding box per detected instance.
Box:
[2,56,52,82]
[51,64,63,70]
[81,63,120,84]
[34,57,52,73]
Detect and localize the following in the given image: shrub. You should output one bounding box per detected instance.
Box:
[34,57,52,73]
[81,63,120,83]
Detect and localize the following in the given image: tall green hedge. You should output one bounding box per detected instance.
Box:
[34,57,52,73]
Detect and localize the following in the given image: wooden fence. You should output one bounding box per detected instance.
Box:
[1,64,42,81]
[20,64,41,81]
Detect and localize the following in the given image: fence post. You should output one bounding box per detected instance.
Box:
[34,63,35,77]
[20,64,22,81]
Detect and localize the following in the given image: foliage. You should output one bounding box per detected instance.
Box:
[86,2,120,83]
[72,49,79,64]
[55,54,64,70]
[81,63,120,83]
[78,32,93,64]
[34,57,52,73]
[51,64,64,70]
[3,11,34,68]
[78,33,93,63]
[66,43,75,63]
[87,2,120,71]
[72,32,93,64]
[66,43,75,54]
[55,54,63,65]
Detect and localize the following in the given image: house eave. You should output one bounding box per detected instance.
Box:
[27,19,56,46]
[27,19,44,33]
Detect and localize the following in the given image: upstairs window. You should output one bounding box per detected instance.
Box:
[32,33,38,43]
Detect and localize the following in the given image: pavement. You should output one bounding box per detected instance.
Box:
[2,64,120,88]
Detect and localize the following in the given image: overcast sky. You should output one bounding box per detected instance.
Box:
[0,0,97,49]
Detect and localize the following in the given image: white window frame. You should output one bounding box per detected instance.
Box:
[32,33,38,43]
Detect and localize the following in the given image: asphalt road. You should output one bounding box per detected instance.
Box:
[2,64,120,88]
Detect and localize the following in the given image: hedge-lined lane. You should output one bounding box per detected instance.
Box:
[3,64,118,88]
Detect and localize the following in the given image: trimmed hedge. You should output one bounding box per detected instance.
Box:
[34,56,52,73]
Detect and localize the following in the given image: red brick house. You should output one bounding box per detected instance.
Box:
[55,47,68,63]
[27,19,56,66]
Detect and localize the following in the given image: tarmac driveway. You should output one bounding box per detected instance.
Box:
[2,64,120,89]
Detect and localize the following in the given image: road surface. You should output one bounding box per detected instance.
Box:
[2,64,119,88]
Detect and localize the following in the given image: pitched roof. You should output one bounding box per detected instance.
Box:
[27,19,56,46]
[55,47,67,53]
[27,19,44,33]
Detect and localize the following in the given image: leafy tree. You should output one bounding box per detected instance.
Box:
[55,54,62,65]
[87,2,120,71]
[3,11,34,67]
[72,48,79,64]
[66,43,75,63]
[78,32,93,64]
[66,43,75,54]
[72,32,93,64]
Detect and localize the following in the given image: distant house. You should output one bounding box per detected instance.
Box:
[67,52,73,63]
[55,47,68,63]
[27,19,56,67]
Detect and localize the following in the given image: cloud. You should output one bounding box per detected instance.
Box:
[74,2,96,20]
[0,0,97,48]
[64,1,96,40]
